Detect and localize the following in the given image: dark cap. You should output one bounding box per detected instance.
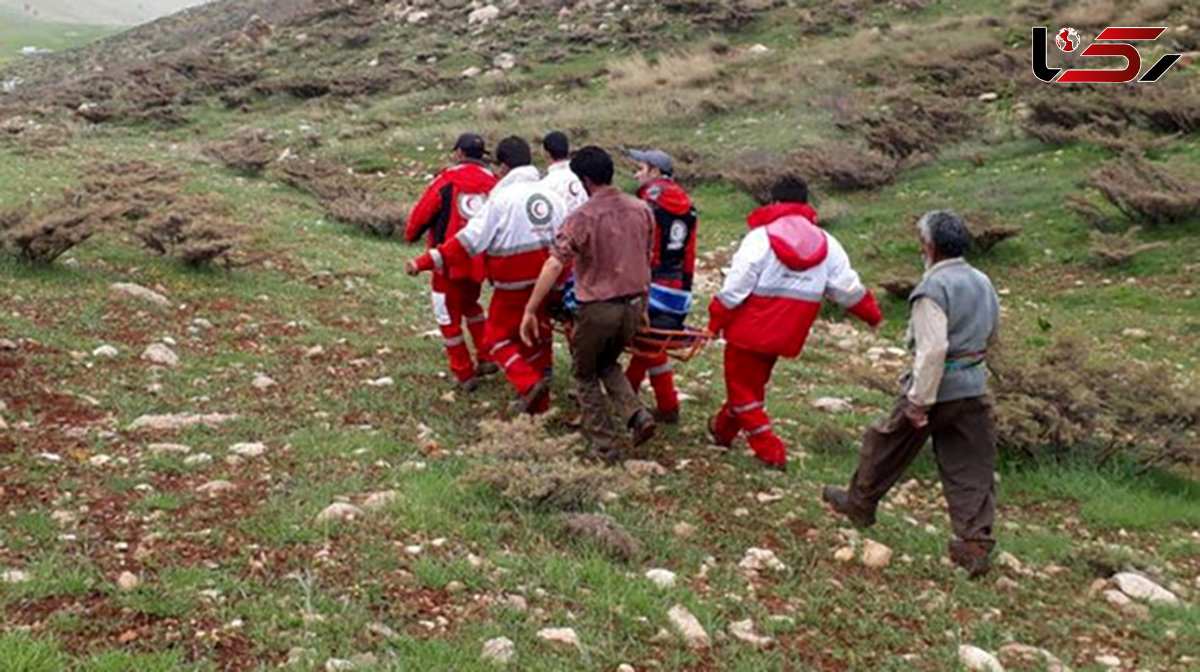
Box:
[628,148,673,176]
[454,132,486,159]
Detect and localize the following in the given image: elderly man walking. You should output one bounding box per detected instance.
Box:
[521,146,657,463]
[823,210,1000,577]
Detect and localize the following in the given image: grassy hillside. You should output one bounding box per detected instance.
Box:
[0,10,116,65]
[1,0,1198,670]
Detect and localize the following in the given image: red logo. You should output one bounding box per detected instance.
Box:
[1033,26,1181,83]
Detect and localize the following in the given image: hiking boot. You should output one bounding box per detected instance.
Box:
[510,377,551,415]
[708,415,732,448]
[628,409,657,447]
[457,376,480,393]
[822,486,876,528]
[654,407,680,425]
[476,361,501,377]
[949,540,992,579]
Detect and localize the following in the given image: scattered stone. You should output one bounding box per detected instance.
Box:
[617,665,635,672]
[197,480,236,496]
[861,539,893,569]
[252,373,277,390]
[1121,327,1150,340]
[461,66,482,78]
[625,460,667,477]
[739,547,787,572]
[324,660,354,672]
[995,577,1019,591]
[116,571,140,591]
[997,643,1069,672]
[979,92,999,102]
[316,502,364,523]
[110,282,171,308]
[184,452,213,466]
[1113,572,1179,605]
[812,397,852,413]
[729,619,774,648]
[667,604,710,650]
[305,345,325,358]
[673,522,696,539]
[959,644,1004,672]
[1094,655,1120,668]
[2,569,31,584]
[645,568,677,589]
[92,345,119,358]
[834,546,856,563]
[755,490,784,503]
[230,442,267,458]
[128,412,238,432]
[89,454,112,467]
[494,52,517,70]
[748,43,771,56]
[367,622,399,640]
[141,343,179,367]
[996,551,1022,572]
[148,443,191,455]
[50,510,78,527]
[482,636,516,664]
[407,10,429,24]
[362,490,399,511]
[537,627,580,648]
[0,338,16,350]
[366,376,395,387]
[468,5,501,24]
[503,594,528,611]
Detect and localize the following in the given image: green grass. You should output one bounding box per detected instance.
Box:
[0,15,115,65]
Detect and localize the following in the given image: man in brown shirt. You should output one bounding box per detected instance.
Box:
[521,146,657,463]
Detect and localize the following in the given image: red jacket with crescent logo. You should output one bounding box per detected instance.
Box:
[708,202,881,358]
[405,160,498,288]
[412,165,567,293]
[638,178,698,291]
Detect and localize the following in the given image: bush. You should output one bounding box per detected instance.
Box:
[845,93,976,160]
[205,135,276,175]
[0,202,101,265]
[796,143,898,192]
[1087,227,1168,266]
[136,207,240,268]
[323,194,407,238]
[964,212,1021,255]
[1085,157,1200,226]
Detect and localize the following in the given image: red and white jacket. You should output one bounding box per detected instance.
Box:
[405,160,498,287]
[539,161,588,215]
[708,203,882,358]
[413,165,567,293]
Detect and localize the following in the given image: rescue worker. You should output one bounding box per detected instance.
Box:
[708,175,882,470]
[824,210,1000,577]
[521,146,657,463]
[407,136,565,413]
[625,148,698,424]
[404,133,499,390]
[539,131,588,215]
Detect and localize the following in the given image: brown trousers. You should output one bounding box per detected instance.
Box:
[571,298,646,459]
[848,396,997,550]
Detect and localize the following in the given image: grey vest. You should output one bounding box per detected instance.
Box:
[905,258,999,403]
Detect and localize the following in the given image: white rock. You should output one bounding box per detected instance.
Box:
[148,443,191,455]
[755,490,784,504]
[192,318,214,330]
[116,571,140,591]
[316,502,364,523]
[324,660,354,672]
[1113,572,1179,605]
[537,627,580,648]
[2,569,31,584]
[197,480,236,496]
[481,637,516,664]
[861,539,893,568]
[1094,655,1120,668]
[812,397,852,413]
[366,377,394,387]
[92,345,119,358]
[996,551,1022,572]
[304,345,325,358]
[739,547,787,572]
[407,10,429,24]
[1122,327,1150,340]
[673,522,696,539]
[494,52,517,70]
[959,645,1004,672]
[252,373,277,390]
[88,454,112,467]
[461,66,482,78]
[184,452,213,466]
[667,605,709,649]
[645,568,677,589]
[979,92,999,102]
[0,338,16,350]
[625,460,667,477]
[833,546,856,563]
[1104,589,1132,608]
[39,452,62,462]
[617,666,635,672]
[110,282,171,308]
[50,510,77,527]
[127,412,237,432]
[997,643,1069,672]
[141,343,179,367]
[729,619,774,647]
[468,5,501,24]
[503,594,527,611]
[229,442,267,458]
[748,43,771,55]
[362,490,399,511]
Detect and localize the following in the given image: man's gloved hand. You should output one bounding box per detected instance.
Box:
[405,259,421,276]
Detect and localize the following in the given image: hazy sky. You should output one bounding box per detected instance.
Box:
[0,0,213,25]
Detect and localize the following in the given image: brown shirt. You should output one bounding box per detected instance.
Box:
[551,185,654,302]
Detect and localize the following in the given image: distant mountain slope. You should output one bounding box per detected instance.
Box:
[0,1,214,26]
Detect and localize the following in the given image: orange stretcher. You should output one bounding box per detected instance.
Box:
[554,322,714,362]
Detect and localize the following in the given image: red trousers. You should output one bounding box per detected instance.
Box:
[626,352,679,414]
[484,289,552,409]
[430,278,487,383]
[711,343,787,466]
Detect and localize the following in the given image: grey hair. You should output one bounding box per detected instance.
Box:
[916,210,970,258]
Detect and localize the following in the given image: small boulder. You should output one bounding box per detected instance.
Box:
[92,345,119,358]
[2,569,31,584]
[197,480,236,496]
[1112,572,1179,605]
[110,282,171,308]
[493,52,517,70]
[362,490,399,511]
[812,397,852,414]
[468,5,501,24]
[978,92,999,102]
[667,604,710,650]
[738,547,786,572]
[833,546,856,563]
[537,627,580,648]
[481,637,516,664]
[728,619,774,648]
[316,502,364,523]
[645,568,677,589]
[148,443,191,455]
[366,376,395,387]
[860,539,893,569]
[959,645,1004,672]
[116,571,140,591]
[625,460,667,477]
[252,373,277,390]
[141,343,179,367]
[673,522,696,539]
[229,442,267,458]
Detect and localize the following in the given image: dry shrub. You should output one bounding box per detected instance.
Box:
[796,143,898,192]
[466,414,641,512]
[205,135,276,175]
[720,149,789,204]
[275,159,352,201]
[79,160,182,221]
[323,194,406,238]
[964,212,1021,255]
[1085,157,1200,226]
[136,207,240,268]
[562,513,640,562]
[991,338,1198,468]
[0,202,101,265]
[879,277,917,301]
[1087,227,1168,266]
[608,48,722,96]
[1057,0,1118,31]
[845,93,976,160]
